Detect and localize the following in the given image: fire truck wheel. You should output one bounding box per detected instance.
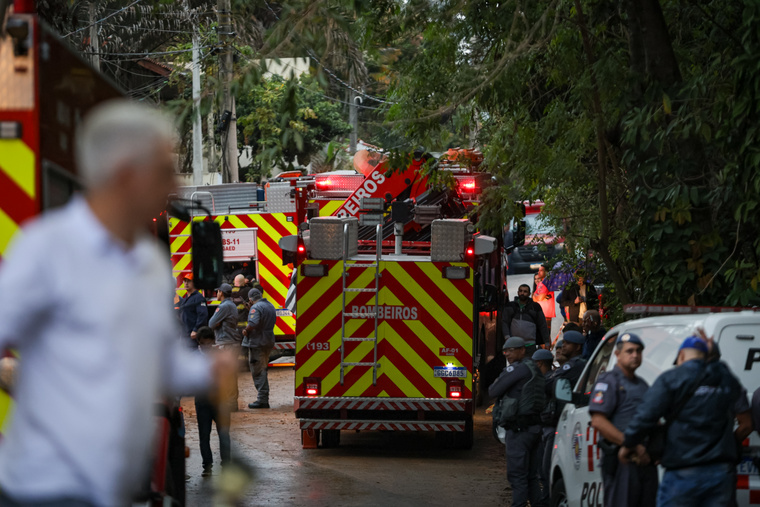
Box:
[321,429,341,448]
[451,416,474,450]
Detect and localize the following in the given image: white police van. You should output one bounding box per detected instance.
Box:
[549,310,760,507]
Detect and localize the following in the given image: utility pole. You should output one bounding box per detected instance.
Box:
[217,0,238,182]
[349,94,361,154]
[88,3,100,71]
[191,31,203,186]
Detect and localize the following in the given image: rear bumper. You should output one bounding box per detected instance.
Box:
[294,397,472,431]
[300,419,465,432]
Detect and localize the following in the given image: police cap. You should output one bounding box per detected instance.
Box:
[532,349,554,361]
[562,330,585,345]
[616,332,644,349]
[678,335,708,354]
[217,283,233,295]
[502,337,526,350]
[248,288,262,301]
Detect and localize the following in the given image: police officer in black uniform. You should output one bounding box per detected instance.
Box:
[488,337,548,507]
[589,333,657,507]
[545,330,586,395]
[532,348,556,496]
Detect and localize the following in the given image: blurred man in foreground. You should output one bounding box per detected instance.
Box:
[0,100,234,507]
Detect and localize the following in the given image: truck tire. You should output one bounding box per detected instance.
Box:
[551,475,568,507]
[321,429,340,448]
[451,416,473,450]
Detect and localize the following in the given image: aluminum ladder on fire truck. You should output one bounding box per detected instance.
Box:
[339,223,382,385]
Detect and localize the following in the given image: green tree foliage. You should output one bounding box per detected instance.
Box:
[236,75,351,180]
[365,0,760,313]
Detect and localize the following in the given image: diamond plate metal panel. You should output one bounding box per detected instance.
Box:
[309,217,358,259]
[431,219,469,262]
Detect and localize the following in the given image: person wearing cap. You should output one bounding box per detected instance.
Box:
[588,333,657,506]
[581,309,606,360]
[532,348,556,495]
[208,283,243,410]
[503,284,549,355]
[619,335,743,506]
[545,330,586,395]
[243,288,276,409]
[488,337,548,507]
[178,272,208,349]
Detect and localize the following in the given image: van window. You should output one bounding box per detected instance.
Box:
[577,335,617,396]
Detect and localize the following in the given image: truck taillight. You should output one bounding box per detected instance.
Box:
[304,377,321,397]
[461,180,476,191]
[447,378,464,398]
[297,236,306,262]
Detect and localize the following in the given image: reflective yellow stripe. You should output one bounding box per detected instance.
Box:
[0,390,12,434]
[1,139,36,198]
[0,208,20,255]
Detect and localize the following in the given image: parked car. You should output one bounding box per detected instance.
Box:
[505,202,564,274]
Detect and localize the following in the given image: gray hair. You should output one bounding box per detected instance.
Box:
[76,100,176,189]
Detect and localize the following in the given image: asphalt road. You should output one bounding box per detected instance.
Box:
[183,368,509,506]
[183,272,559,506]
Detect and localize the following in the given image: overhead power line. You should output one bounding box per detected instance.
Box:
[64,0,145,38]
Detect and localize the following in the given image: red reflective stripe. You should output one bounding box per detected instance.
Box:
[0,169,36,225]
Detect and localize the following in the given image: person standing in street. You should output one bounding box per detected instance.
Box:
[561,270,598,325]
[0,100,234,507]
[179,273,208,349]
[619,336,743,507]
[503,284,549,355]
[244,288,276,409]
[533,272,556,336]
[489,337,548,507]
[581,310,606,359]
[208,283,243,411]
[589,333,657,507]
[194,327,231,477]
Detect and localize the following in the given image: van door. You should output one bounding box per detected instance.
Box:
[717,323,760,507]
[552,335,616,507]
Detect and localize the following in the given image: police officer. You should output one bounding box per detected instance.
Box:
[488,337,548,507]
[545,330,586,395]
[532,348,556,497]
[619,336,743,506]
[243,288,276,409]
[589,333,657,507]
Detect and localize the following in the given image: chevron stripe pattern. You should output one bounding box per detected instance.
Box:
[169,212,298,336]
[295,259,474,399]
[0,111,39,438]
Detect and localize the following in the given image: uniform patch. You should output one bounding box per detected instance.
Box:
[592,390,605,404]
[562,363,571,370]
[593,382,609,392]
[506,365,514,372]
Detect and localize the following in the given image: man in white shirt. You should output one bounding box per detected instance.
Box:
[0,100,233,507]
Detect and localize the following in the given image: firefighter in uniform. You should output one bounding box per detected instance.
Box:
[488,337,549,507]
[243,288,276,409]
[589,333,657,507]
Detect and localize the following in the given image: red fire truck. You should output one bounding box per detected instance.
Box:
[284,149,509,449]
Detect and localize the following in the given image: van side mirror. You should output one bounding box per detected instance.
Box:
[554,378,573,403]
[191,221,223,291]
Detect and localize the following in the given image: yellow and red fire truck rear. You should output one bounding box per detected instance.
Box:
[167,182,299,356]
[286,149,505,449]
[0,4,186,503]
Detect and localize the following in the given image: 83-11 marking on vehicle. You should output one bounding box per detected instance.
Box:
[306,342,330,351]
[433,366,467,378]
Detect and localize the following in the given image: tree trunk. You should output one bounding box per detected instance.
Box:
[574,0,633,305]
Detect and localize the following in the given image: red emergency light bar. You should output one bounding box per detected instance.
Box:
[461,180,476,190]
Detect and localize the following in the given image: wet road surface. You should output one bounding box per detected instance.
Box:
[182,367,510,506]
